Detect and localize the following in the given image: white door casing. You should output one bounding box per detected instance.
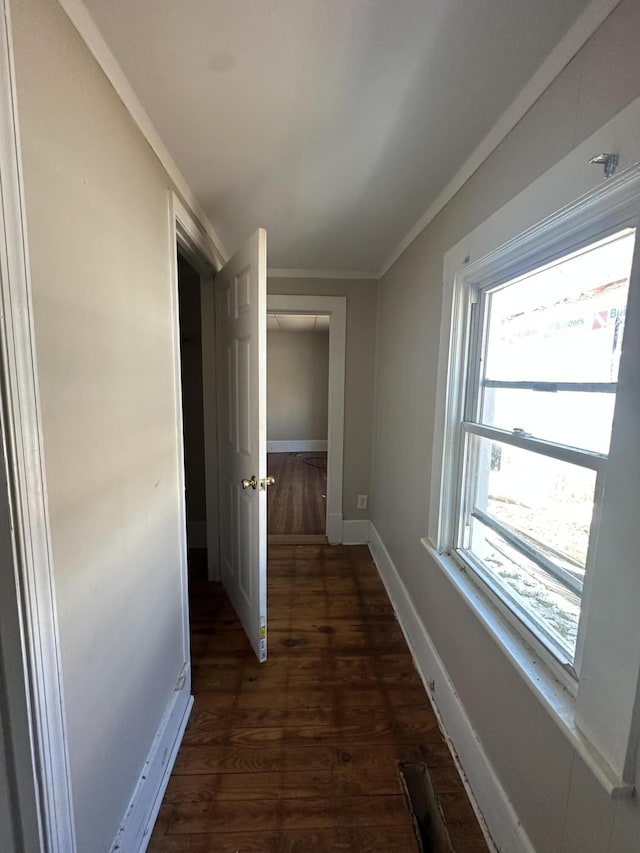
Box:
[216,229,268,662]
[0,0,75,847]
[266,294,346,543]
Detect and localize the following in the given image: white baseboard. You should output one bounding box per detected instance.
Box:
[187,520,207,549]
[110,678,193,853]
[368,524,534,853]
[267,440,328,452]
[342,519,371,545]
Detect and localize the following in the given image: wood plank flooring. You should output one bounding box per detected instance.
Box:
[149,545,488,852]
[267,452,327,535]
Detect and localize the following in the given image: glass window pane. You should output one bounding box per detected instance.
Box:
[459,435,598,659]
[479,229,635,453]
[468,514,582,658]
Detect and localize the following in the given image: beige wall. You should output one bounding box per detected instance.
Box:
[371,1,640,850]
[12,0,190,848]
[268,277,377,519]
[267,331,329,442]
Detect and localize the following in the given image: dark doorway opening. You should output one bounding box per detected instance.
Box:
[177,249,207,581]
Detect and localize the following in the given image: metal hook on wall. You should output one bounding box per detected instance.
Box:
[589,152,619,178]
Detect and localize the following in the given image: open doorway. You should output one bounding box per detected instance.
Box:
[177,250,208,581]
[266,294,347,543]
[266,312,330,539]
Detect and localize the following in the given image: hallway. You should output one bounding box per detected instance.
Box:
[148,545,487,851]
[267,453,328,536]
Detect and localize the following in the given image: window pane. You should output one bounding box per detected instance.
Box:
[459,435,597,659]
[468,514,582,658]
[479,229,635,453]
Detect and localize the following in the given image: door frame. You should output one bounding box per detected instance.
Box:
[171,193,224,582]
[0,1,75,847]
[267,294,347,543]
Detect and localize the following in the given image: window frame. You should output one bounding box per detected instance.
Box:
[450,232,630,677]
[429,157,640,793]
[442,214,637,683]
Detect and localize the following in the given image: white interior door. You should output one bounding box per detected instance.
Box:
[215,229,268,662]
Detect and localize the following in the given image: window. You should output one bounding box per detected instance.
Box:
[452,229,635,671]
[432,151,640,789]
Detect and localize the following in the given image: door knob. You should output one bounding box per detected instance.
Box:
[260,475,276,490]
[241,474,258,490]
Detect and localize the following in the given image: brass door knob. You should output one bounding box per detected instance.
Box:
[241,474,258,490]
[260,475,276,490]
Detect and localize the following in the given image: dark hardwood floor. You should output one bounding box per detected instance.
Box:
[148,545,488,852]
[267,452,327,535]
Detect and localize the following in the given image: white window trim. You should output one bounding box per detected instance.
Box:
[429,98,640,798]
[451,225,633,680]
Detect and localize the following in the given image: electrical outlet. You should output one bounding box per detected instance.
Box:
[357,494,368,510]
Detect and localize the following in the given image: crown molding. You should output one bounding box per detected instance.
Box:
[378,0,623,279]
[57,0,229,268]
[268,268,377,280]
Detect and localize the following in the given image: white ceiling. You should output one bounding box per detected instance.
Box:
[267,313,330,333]
[81,0,591,274]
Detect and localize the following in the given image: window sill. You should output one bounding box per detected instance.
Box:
[420,537,635,799]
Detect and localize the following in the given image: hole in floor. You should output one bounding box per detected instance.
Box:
[398,762,454,853]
